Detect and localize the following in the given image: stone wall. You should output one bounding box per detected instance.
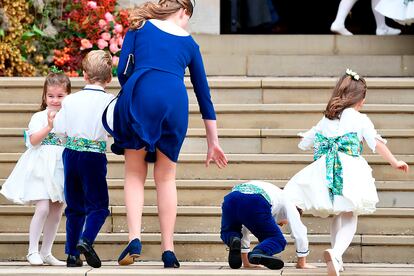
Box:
[118,0,220,34]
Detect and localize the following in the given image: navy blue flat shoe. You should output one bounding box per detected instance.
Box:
[248,249,284,270]
[162,250,180,268]
[228,236,242,269]
[118,238,142,266]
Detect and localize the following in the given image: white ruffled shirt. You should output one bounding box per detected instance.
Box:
[53,85,114,141]
[298,108,386,152]
[239,181,309,257]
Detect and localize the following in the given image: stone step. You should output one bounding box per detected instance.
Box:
[1,179,413,208]
[0,233,413,263]
[1,104,413,129]
[0,205,412,236]
[194,35,414,56]
[1,77,414,104]
[1,153,413,181]
[2,262,414,276]
[2,128,413,154]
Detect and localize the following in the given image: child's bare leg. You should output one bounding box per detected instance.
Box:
[124,149,147,241]
[154,149,177,252]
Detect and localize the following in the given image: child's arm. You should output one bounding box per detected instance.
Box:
[240,226,260,268]
[375,140,409,172]
[298,117,324,151]
[28,111,56,146]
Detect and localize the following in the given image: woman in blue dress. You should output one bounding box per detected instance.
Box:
[108,0,228,268]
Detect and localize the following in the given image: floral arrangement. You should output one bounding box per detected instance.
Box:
[345,68,360,81]
[0,0,129,77]
[54,0,129,76]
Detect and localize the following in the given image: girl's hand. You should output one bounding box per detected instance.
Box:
[241,253,261,268]
[392,160,409,173]
[205,143,228,168]
[47,110,57,129]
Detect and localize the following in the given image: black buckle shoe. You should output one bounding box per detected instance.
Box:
[66,255,83,267]
[248,249,284,270]
[228,236,242,269]
[76,238,101,268]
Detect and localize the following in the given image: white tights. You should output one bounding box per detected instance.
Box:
[333,0,386,30]
[330,212,358,263]
[28,200,64,256]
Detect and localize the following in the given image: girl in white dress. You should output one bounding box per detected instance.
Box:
[0,72,71,266]
[283,69,409,276]
[375,0,414,26]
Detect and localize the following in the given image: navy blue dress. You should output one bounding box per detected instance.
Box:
[111,20,216,162]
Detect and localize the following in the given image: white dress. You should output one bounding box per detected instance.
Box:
[284,108,383,218]
[0,110,65,204]
[375,0,414,25]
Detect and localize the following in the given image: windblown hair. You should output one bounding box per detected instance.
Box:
[129,0,194,30]
[324,74,367,120]
[40,72,71,111]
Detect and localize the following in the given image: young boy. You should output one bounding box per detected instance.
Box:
[53,50,114,268]
[220,180,315,270]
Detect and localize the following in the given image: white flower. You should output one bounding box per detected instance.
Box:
[345,68,360,80]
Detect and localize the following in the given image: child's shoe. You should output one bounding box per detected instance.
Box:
[161,250,180,268]
[227,236,242,269]
[118,238,142,265]
[324,249,340,276]
[330,22,353,35]
[41,254,65,266]
[76,237,101,268]
[66,255,83,267]
[248,249,284,270]
[376,26,401,35]
[27,252,43,265]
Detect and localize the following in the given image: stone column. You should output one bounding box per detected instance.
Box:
[117,0,220,34]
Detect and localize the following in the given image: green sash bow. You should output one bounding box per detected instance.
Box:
[314,132,362,201]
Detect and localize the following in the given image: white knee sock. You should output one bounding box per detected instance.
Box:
[371,0,386,29]
[40,202,64,257]
[28,200,50,254]
[333,0,358,26]
[332,212,358,261]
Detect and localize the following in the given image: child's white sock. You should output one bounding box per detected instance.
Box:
[28,200,50,254]
[332,212,358,260]
[40,201,64,257]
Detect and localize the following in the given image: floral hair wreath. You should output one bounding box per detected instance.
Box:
[49,65,64,74]
[345,68,360,81]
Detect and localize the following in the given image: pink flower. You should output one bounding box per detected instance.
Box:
[117,36,124,47]
[101,32,111,41]
[97,39,109,49]
[87,1,97,9]
[80,39,93,50]
[98,19,107,29]
[114,24,123,33]
[109,43,120,54]
[104,12,114,22]
[112,56,119,67]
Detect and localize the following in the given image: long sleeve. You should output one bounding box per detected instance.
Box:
[240,226,251,253]
[284,201,309,257]
[117,30,136,87]
[188,45,216,120]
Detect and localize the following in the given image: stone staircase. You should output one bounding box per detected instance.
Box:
[0,35,414,275]
[0,75,413,267]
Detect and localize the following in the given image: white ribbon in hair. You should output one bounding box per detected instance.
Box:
[190,0,195,7]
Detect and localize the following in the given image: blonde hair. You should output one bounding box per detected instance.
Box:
[324,74,367,120]
[40,73,71,111]
[82,50,113,84]
[129,0,194,29]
